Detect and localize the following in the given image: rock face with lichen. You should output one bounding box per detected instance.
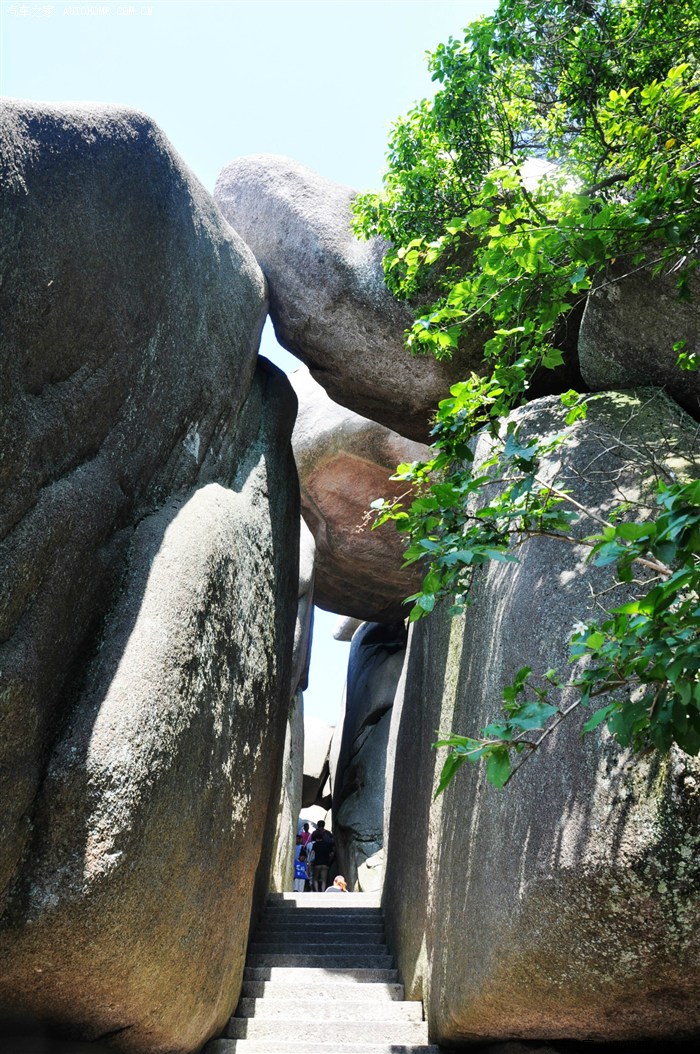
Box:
[382,389,700,1046]
[0,101,299,1053]
[290,365,428,623]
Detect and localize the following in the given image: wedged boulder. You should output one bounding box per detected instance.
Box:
[291,366,428,622]
[0,101,299,1052]
[302,716,334,809]
[578,257,700,420]
[214,153,482,442]
[330,622,407,890]
[382,389,700,1045]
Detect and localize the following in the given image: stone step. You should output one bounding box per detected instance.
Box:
[263,907,382,917]
[235,998,422,1020]
[206,1042,439,1054]
[240,980,405,1000]
[253,927,386,942]
[245,952,394,969]
[243,966,399,984]
[249,941,387,955]
[263,907,383,920]
[224,1018,429,1043]
[256,917,385,930]
[268,893,380,906]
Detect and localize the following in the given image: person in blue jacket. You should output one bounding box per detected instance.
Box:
[293,847,310,892]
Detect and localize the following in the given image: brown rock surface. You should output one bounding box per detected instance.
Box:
[382,389,700,1045]
[291,366,428,622]
[213,153,483,442]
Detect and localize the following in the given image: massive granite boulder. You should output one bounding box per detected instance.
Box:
[291,366,428,622]
[382,389,700,1045]
[0,101,299,1052]
[578,256,700,420]
[213,153,485,442]
[330,621,407,891]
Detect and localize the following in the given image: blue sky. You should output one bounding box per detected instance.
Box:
[1,0,497,722]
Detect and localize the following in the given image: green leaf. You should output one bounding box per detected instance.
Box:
[508,700,559,731]
[485,747,512,788]
[582,704,617,734]
[542,348,565,369]
[615,522,652,541]
[434,751,468,797]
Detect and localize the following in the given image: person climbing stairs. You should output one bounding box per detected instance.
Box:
[205,891,440,1053]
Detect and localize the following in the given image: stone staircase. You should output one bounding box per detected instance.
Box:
[206,891,439,1054]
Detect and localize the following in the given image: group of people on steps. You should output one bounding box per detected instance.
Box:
[293,821,348,893]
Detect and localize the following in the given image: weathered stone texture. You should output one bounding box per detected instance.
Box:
[382,390,700,1045]
[0,363,299,1053]
[291,366,428,622]
[0,101,299,1053]
[0,100,266,902]
[578,256,700,419]
[213,153,486,441]
[331,622,407,890]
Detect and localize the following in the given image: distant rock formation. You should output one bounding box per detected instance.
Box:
[578,255,700,420]
[291,519,316,696]
[214,153,485,442]
[0,102,298,1053]
[270,690,305,894]
[302,716,334,810]
[291,366,428,622]
[270,521,315,892]
[382,389,700,1045]
[330,621,407,891]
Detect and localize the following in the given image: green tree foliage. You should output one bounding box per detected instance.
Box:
[353,0,700,788]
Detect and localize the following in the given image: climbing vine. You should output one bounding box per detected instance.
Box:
[354,0,700,787]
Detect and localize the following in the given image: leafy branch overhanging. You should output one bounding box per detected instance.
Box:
[352,0,700,789]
